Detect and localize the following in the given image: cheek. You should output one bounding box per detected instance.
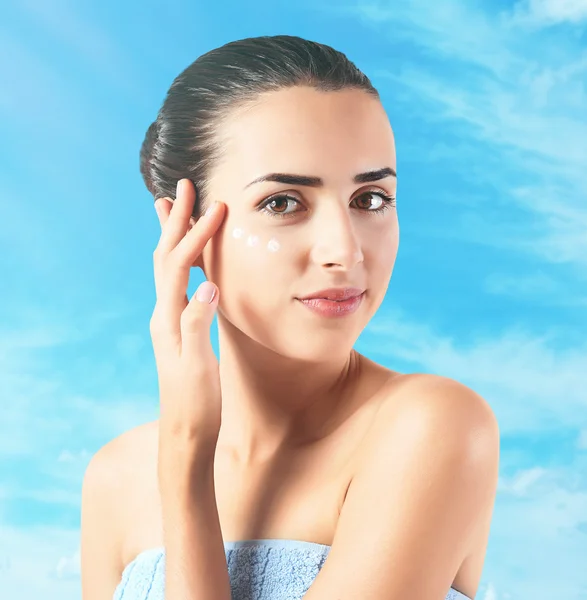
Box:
[373,224,398,253]
[361,220,399,268]
[205,226,287,289]
[232,230,283,265]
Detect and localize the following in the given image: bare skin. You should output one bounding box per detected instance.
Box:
[81,86,497,600]
[107,358,493,600]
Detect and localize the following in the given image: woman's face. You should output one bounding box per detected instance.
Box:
[200,86,399,361]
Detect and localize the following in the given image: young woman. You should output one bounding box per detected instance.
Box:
[80,35,500,600]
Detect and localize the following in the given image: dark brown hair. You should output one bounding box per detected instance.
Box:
[139,34,380,219]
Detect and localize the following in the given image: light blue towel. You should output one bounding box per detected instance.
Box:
[113,539,472,600]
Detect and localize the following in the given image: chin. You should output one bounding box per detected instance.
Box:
[276,327,363,363]
[220,295,372,360]
[276,344,355,365]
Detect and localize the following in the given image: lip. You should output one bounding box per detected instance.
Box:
[297,287,365,301]
[295,288,365,318]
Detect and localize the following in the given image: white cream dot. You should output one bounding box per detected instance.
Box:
[232,227,244,239]
[246,235,259,247]
[267,238,280,252]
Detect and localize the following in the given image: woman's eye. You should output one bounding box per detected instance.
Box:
[262,195,301,216]
[353,192,386,210]
[259,190,395,219]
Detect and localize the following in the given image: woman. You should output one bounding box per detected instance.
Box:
[80,35,500,600]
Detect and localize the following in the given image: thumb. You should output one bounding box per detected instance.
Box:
[195,280,218,306]
[180,280,219,361]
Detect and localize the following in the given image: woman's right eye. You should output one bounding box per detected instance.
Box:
[259,194,304,219]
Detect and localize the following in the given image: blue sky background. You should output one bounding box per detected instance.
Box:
[1,0,586,598]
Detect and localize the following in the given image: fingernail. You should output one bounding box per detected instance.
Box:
[176,179,183,197]
[196,281,216,304]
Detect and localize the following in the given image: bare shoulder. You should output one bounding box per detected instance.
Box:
[351,370,500,496]
[354,372,500,549]
[354,373,500,544]
[84,421,156,487]
[80,422,156,599]
[302,374,500,598]
[352,358,499,466]
[378,372,499,441]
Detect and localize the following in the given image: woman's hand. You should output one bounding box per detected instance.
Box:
[150,178,226,486]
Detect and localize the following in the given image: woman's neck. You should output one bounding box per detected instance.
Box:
[214,315,362,465]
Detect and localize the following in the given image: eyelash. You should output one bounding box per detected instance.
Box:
[257,189,397,219]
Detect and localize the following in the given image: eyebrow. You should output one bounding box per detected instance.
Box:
[243,167,397,190]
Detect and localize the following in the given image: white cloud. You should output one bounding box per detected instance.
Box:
[328,0,587,273]
[481,582,499,600]
[57,450,92,464]
[0,309,158,474]
[498,467,548,496]
[55,549,81,580]
[0,314,157,597]
[2,2,586,599]
[0,525,81,600]
[510,0,587,27]
[486,463,587,597]
[0,484,80,508]
[482,272,587,309]
[363,307,587,434]
[17,0,141,97]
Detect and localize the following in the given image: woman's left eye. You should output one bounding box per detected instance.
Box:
[353,192,395,212]
[259,191,396,219]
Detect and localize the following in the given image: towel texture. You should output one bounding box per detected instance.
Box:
[112,539,472,600]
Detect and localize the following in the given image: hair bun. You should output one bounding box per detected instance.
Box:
[145,121,160,156]
[140,120,161,196]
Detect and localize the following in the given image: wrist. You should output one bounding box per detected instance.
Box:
[158,445,216,498]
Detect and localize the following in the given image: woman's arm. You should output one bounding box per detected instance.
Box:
[159,448,232,600]
[80,440,126,600]
[151,179,232,599]
[302,374,500,600]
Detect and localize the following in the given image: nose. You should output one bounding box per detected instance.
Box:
[309,205,364,270]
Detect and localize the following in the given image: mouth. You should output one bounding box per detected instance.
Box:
[295,288,366,318]
[297,287,365,302]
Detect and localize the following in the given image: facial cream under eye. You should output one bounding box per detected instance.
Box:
[267,238,280,252]
[231,226,280,253]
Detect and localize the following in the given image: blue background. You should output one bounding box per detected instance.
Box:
[1,0,586,598]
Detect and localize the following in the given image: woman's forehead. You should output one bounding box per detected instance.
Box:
[223,87,390,138]
[215,93,395,183]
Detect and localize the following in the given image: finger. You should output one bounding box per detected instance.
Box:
[151,202,225,365]
[156,179,195,254]
[174,201,225,263]
[155,196,196,227]
[154,196,170,225]
[154,195,193,258]
[153,201,225,304]
[150,309,184,366]
[180,280,220,365]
